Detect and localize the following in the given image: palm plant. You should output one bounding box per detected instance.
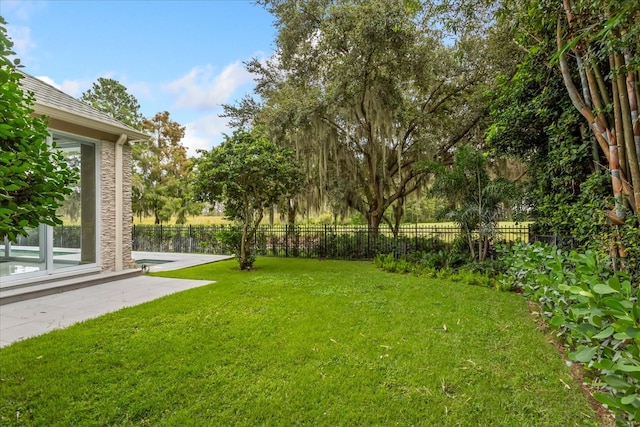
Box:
[428,146,520,261]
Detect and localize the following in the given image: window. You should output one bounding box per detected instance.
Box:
[0,133,99,284]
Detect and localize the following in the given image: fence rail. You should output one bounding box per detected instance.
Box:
[132,224,532,260]
[15,225,81,249]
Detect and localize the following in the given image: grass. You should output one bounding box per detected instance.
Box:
[132,215,231,225]
[0,258,600,426]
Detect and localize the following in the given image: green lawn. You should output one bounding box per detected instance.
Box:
[0,258,602,426]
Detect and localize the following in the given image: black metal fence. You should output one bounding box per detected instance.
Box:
[14,225,81,248]
[132,224,532,260]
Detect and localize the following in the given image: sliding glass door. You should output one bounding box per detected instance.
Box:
[0,133,98,285]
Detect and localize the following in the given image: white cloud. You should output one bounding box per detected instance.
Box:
[6,24,35,60]
[2,0,45,22]
[126,80,152,100]
[166,61,255,110]
[33,72,153,103]
[182,112,231,157]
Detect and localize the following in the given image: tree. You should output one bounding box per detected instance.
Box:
[553,0,640,221]
[227,0,493,235]
[80,78,199,224]
[80,78,143,129]
[495,0,640,265]
[0,17,78,242]
[133,111,200,224]
[193,128,302,270]
[501,1,639,217]
[486,19,601,248]
[427,145,519,261]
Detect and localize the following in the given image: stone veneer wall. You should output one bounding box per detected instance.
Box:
[100,140,116,271]
[99,141,134,271]
[122,143,134,268]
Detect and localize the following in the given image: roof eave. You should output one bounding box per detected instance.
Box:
[34,103,150,141]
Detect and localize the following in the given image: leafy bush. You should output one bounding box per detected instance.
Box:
[501,242,640,425]
[373,253,417,275]
[417,249,469,270]
[374,253,500,289]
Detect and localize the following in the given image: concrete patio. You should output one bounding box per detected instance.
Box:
[0,252,233,348]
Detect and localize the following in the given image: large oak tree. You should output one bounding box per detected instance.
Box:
[227,0,495,234]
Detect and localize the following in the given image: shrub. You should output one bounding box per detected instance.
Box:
[374,253,499,289]
[501,242,640,425]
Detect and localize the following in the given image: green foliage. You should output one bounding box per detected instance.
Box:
[216,225,256,270]
[532,172,612,250]
[238,0,498,232]
[80,77,143,129]
[493,0,640,238]
[426,145,520,261]
[193,128,302,270]
[487,1,611,245]
[415,248,469,271]
[501,242,640,425]
[373,249,502,290]
[619,217,640,282]
[133,111,200,225]
[0,17,78,242]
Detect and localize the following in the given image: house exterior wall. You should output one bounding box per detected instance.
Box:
[99,140,134,272]
[100,140,116,271]
[3,73,145,284]
[122,143,134,268]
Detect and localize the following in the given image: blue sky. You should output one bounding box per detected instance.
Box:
[2,0,276,155]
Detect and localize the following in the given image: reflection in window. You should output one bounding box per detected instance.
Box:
[0,133,98,285]
[54,137,96,269]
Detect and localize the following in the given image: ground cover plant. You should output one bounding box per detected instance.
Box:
[500,242,639,425]
[1,258,601,425]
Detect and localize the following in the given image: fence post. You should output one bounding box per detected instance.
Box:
[160,224,163,252]
[285,224,289,257]
[323,224,327,258]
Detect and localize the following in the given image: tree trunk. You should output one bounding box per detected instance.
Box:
[239,223,250,270]
[368,210,383,237]
[391,197,404,238]
[287,198,297,225]
[467,229,476,261]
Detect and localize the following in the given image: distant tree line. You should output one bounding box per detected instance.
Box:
[64,0,640,269]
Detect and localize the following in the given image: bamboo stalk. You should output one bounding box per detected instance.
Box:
[592,62,611,107]
[611,55,629,180]
[585,64,611,139]
[614,52,636,172]
[608,129,625,220]
[623,52,640,215]
[625,52,640,163]
[576,54,592,107]
[556,18,609,159]
[557,16,624,219]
